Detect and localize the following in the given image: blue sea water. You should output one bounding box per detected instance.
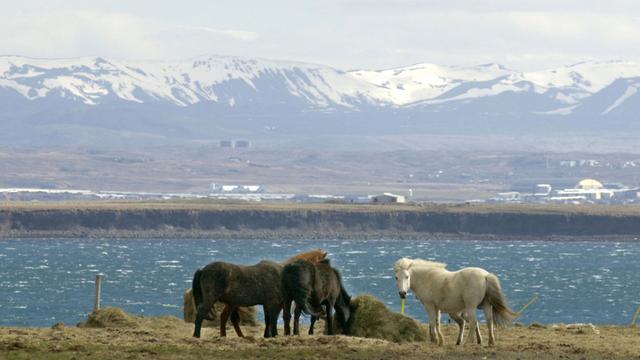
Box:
[0,238,639,327]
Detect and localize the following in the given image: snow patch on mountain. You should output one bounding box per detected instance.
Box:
[2,55,640,116]
[0,55,381,108]
[350,63,511,105]
[602,83,639,115]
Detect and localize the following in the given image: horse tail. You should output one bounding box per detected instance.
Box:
[484,273,517,326]
[192,268,216,321]
[192,268,204,309]
[282,262,316,316]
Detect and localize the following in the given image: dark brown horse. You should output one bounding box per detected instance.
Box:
[214,249,328,338]
[282,259,351,336]
[192,260,283,338]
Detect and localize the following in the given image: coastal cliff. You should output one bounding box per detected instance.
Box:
[1,201,640,239]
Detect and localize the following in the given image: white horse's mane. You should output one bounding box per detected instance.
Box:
[393,258,447,272]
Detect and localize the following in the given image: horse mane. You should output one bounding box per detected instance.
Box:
[394,258,447,272]
[283,249,328,265]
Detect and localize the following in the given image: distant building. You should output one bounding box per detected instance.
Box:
[492,178,639,205]
[491,192,521,203]
[210,183,265,193]
[371,193,406,204]
[235,140,250,148]
[219,140,251,148]
[555,178,613,201]
[535,184,552,195]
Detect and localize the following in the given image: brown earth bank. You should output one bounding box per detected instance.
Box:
[2,201,640,240]
[1,317,639,360]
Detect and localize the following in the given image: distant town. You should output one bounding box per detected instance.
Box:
[2,177,639,206]
[0,183,408,204]
[489,178,640,205]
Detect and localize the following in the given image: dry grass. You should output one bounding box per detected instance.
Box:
[1,310,638,360]
[79,307,139,329]
[340,295,427,343]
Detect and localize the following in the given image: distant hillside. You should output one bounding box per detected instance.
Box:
[2,55,640,147]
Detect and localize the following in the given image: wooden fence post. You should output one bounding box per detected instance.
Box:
[94,274,104,311]
[631,304,640,327]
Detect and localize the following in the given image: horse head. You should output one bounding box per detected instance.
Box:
[393,258,413,299]
[335,285,352,334]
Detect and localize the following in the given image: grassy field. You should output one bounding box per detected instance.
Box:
[1,316,638,360]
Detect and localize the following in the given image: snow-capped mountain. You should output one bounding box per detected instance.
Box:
[0,55,383,109]
[1,55,640,146]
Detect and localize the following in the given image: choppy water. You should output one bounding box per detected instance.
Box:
[1,239,639,327]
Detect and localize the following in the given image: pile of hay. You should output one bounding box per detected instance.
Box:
[339,295,427,343]
[183,289,257,327]
[552,323,600,335]
[80,307,139,328]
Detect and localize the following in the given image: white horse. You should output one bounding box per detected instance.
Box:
[393,258,515,346]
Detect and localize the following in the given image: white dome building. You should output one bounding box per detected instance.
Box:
[575,179,604,190]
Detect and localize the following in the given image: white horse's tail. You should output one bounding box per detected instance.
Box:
[483,274,516,326]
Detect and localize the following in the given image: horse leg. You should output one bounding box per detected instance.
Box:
[309,315,316,335]
[293,305,302,336]
[263,305,271,338]
[283,299,293,336]
[463,312,482,343]
[270,304,281,337]
[435,309,444,346]
[193,297,216,338]
[219,304,231,337]
[230,306,244,337]
[449,312,466,346]
[325,303,334,335]
[483,304,495,346]
[424,304,438,345]
[465,308,481,345]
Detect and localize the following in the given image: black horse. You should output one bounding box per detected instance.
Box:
[192,260,283,338]
[282,259,351,336]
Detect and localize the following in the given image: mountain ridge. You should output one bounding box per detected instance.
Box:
[2,55,640,147]
[3,55,640,109]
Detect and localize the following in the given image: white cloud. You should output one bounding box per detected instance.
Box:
[197,27,258,41]
[0,10,257,60]
[2,3,640,70]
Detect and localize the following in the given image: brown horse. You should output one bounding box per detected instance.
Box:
[202,249,328,338]
[283,248,327,265]
[282,259,351,336]
[192,260,283,338]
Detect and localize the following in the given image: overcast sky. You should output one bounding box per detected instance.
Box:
[3,0,640,70]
